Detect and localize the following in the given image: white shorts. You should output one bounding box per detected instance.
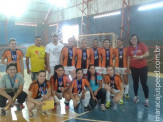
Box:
[35,98,42,101]
[115,67,127,74]
[47,66,55,80]
[56,92,63,99]
[74,91,83,97]
[95,67,102,74]
[64,66,75,75]
[111,89,120,96]
[82,69,88,74]
[102,67,107,74]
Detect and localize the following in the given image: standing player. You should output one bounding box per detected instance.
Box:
[60,38,77,77]
[100,39,114,76]
[46,32,64,80]
[75,39,90,75]
[90,39,102,74]
[114,38,129,99]
[1,38,24,76]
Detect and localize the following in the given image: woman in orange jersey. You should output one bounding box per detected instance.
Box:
[90,39,102,74]
[75,39,90,75]
[100,39,114,76]
[27,70,53,117]
[114,38,129,99]
[60,37,77,77]
[104,65,124,108]
[69,68,97,111]
[1,38,24,76]
[50,65,71,109]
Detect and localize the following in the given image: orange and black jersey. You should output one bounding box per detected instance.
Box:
[114,47,128,68]
[28,80,51,99]
[61,46,77,66]
[50,75,71,93]
[90,47,101,67]
[75,48,90,69]
[100,47,114,67]
[104,73,122,90]
[71,78,90,94]
[3,49,23,73]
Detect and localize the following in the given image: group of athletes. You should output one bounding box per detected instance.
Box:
[0,32,149,117]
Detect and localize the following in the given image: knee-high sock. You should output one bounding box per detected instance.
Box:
[124,85,129,94]
[82,91,91,107]
[106,91,111,102]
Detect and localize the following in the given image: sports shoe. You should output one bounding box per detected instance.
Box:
[133,96,139,103]
[64,101,69,109]
[16,104,25,111]
[84,106,91,111]
[105,101,111,108]
[125,94,129,99]
[144,99,149,107]
[29,111,33,118]
[100,104,106,111]
[41,111,47,116]
[119,99,123,104]
[0,108,6,116]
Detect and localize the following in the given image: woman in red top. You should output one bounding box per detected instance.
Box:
[127,34,149,107]
[50,65,71,109]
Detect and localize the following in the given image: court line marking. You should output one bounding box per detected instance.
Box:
[76,118,112,122]
[62,111,90,122]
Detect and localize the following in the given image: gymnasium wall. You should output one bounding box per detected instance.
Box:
[0,4,162,44]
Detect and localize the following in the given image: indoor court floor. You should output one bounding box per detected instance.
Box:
[0,65,162,122]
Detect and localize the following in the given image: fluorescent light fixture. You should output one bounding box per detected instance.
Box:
[15,22,37,27]
[48,0,67,8]
[62,25,79,43]
[94,11,121,19]
[0,0,30,17]
[138,1,163,11]
[49,23,58,27]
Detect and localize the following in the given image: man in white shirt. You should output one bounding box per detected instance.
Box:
[45,32,64,80]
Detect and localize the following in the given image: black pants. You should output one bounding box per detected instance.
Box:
[95,88,106,104]
[131,66,149,98]
[0,91,27,108]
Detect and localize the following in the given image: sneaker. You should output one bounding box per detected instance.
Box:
[16,104,25,111]
[29,111,33,118]
[119,99,123,105]
[105,101,111,108]
[125,94,129,99]
[100,104,106,111]
[84,106,91,111]
[133,96,139,103]
[64,101,69,109]
[0,109,6,116]
[144,100,149,107]
[41,111,47,116]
